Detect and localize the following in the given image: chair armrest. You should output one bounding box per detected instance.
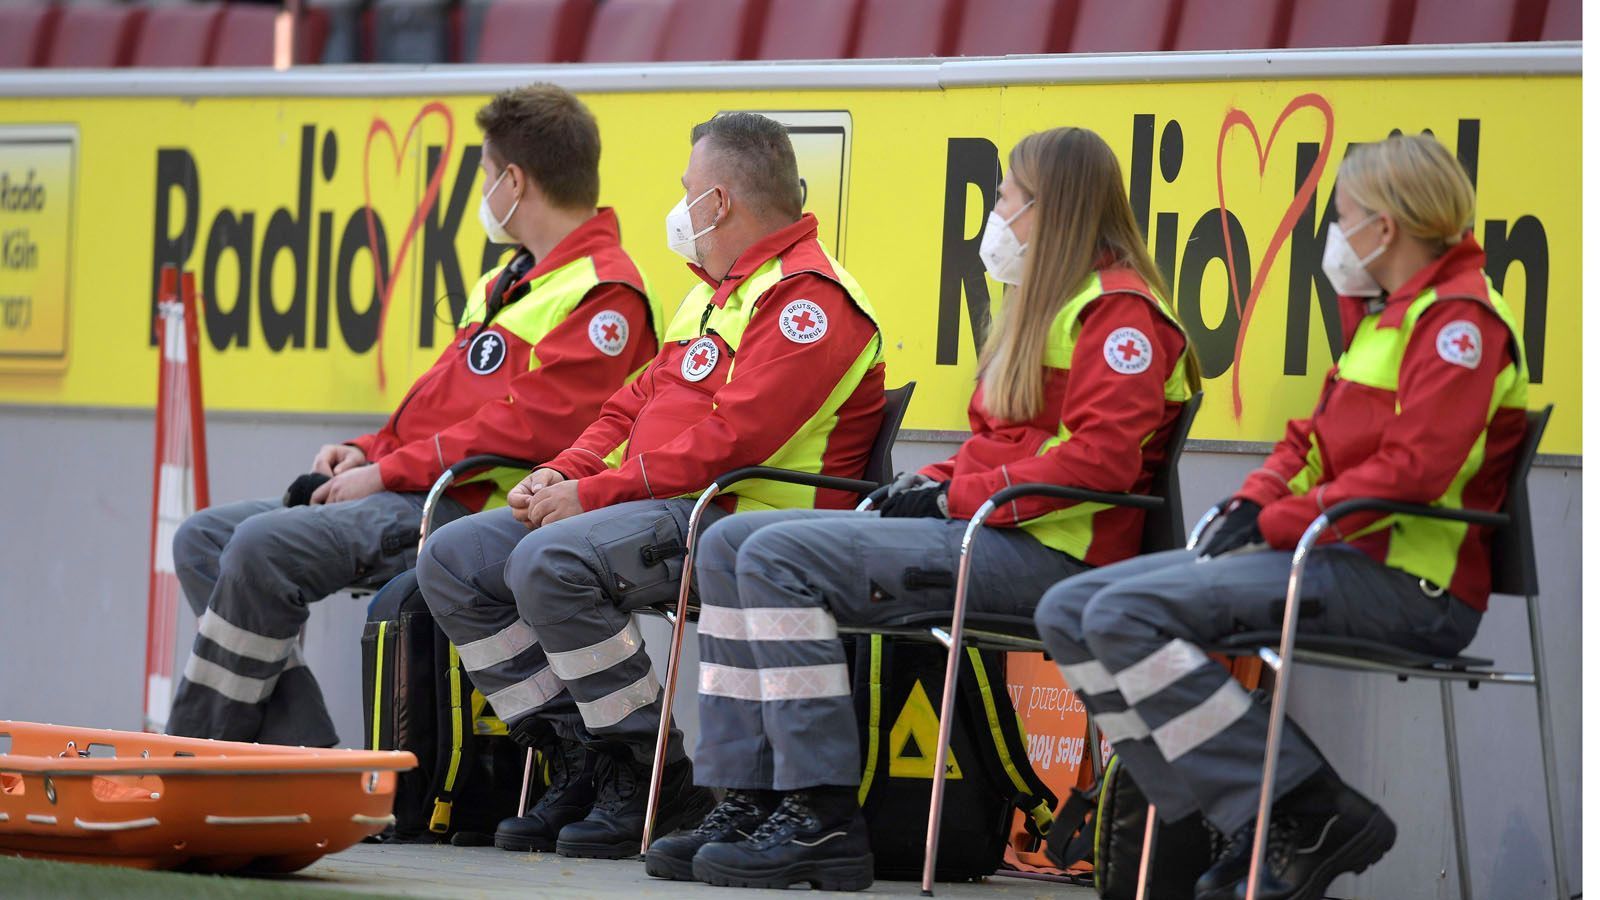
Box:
[1317,498,1510,532]
[708,465,880,499]
[985,482,1166,514]
[445,454,537,481]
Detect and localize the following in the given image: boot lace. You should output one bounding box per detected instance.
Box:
[746,793,812,845]
[591,753,641,814]
[693,791,764,837]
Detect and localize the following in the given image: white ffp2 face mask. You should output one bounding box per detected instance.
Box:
[979,200,1034,285]
[665,186,719,265]
[478,169,520,245]
[1321,214,1386,297]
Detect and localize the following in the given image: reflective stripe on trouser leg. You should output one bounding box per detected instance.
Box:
[730,518,861,792]
[1034,570,1206,823]
[1079,565,1323,835]
[417,507,578,732]
[693,511,806,790]
[508,500,713,764]
[168,493,431,742]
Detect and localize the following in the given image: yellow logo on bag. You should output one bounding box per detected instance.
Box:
[889,680,962,781]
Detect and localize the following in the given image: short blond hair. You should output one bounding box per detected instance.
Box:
[1338,133,1476,248]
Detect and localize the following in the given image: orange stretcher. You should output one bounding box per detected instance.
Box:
[0,721,415,872]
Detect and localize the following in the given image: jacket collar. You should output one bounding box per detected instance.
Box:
[515,207,623,288]
[1360,234,1490,329]
[688,214,820,307]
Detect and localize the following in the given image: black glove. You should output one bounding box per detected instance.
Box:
[283,472,331,507]
[878,482,949,519]
[1198,499,1263,557]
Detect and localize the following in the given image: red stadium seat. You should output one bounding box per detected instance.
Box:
[754,0,860,60]
[1539,0,1578,38]
[45,4,145,68]
[476,0,595,63]
[581,0,672,61]
[0,3,61,69]
[1067,0,1176,52]
[1409,0,1540,42]
[1170,0,1289,50]
[658,0,768,61]
[853,0,963,57]
[1286,0,1413,47]
[131,2,226,68]
[954,0,1074,55]
[213,5,329,66]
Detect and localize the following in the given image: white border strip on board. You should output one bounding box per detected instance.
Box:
[0,43,1577,99]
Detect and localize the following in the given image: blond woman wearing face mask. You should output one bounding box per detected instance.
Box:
[646,126,1198,891]
[1034,133,1530,900]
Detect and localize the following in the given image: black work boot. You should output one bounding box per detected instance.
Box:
[1230,771,1397,900]
[493,735,597,852]
[645,789,780,881]
[557,751,715,859]
[1196,820,1254,900]
[692,787,874,891]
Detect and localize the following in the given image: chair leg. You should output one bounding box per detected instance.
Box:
[1439,681,1474,900]
[1525,594,1571,900]
[1133,802,1158,900]
[517,747,535,818]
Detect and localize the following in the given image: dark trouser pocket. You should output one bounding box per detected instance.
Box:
[591,513,685,611]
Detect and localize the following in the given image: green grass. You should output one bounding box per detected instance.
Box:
[0,853,402,899]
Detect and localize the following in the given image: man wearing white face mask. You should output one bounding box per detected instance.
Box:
[417,112,885,860]
[166,84,661,747]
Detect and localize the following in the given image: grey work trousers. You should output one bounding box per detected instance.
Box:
[416,500,722,764]
[165,491,466,746]
[1033,547,1482,834]
[692,509,1087,792]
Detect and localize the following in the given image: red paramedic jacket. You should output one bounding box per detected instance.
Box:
[347,209,656,511]
[920,269,1190,566]
[544,216,885,512]
[1235,237,1521,611]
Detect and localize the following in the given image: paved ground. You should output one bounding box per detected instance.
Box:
[298,843,1098,899]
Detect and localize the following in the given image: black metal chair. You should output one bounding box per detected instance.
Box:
[636,382,917,849]
[1187,406,1566,900]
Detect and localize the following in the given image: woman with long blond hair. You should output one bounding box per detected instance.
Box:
[1034,132,1529,900]
[644,126,1198,891]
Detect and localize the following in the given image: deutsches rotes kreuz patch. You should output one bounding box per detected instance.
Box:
[1102,326,1153,375]
[778,299,829,344]
[467,329,507,375]
[681,337,720,382]
[1435,320,1483,370]
[588,310,629,357]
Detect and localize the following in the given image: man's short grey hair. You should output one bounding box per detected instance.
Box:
[690,113,804,222]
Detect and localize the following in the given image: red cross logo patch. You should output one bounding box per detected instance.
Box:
[681,336,721,382]
[778,299,829,344]
[1435,320,1483,370]
[1102,326,1153,375]
[588,310,629,357]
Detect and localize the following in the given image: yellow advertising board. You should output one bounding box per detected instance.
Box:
[0,63,1579,452]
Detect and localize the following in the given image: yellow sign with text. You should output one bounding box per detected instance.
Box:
[0,74,1579,453]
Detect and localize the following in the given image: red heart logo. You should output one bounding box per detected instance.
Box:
[363,102,456,389]
[1214,93,1334,419]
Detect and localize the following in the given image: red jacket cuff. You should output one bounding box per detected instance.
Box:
[945,472,1000,522]
[545,448,609,482]
[1258,495,1334,549]
[575,468,644,509]
[1236,469,1293,508]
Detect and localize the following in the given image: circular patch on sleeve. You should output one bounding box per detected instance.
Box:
[1102,327,1154,375]
[778,299,829,344]
[466,329,507,375]
[1435,320,1484,369]
[588,310,629,357]
[680,336,721,382]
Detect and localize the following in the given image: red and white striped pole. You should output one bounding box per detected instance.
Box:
[143,267,210,733]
